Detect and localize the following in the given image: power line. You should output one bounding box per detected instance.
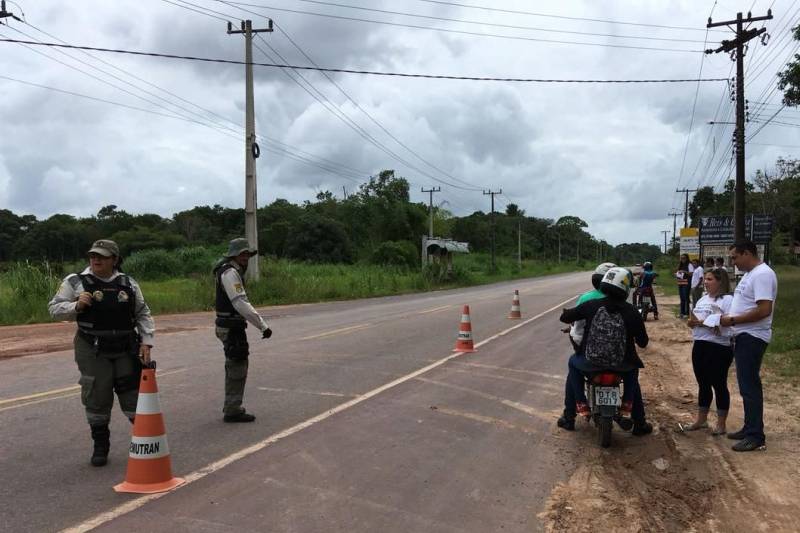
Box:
[284,0,709,44]
[209,0,487,192]
[407,0,728,33]
[0,38,731,81]
[211,1,706,53]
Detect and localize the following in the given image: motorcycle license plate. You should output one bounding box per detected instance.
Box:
[596,387,621,406]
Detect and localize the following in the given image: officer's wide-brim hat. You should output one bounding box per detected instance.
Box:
[227,238,258,257]
[88,239,120,257]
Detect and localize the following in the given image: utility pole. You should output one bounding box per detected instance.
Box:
[668,210,682,250]
[0,1,22,22]
[557,233,561,264]
[661,230,670,255]
[675,189,697,228]
[707,9,773,240]
[421,186,441,238]
[517,219,522,269]
[228,19,273,280]
[483,189,502,271]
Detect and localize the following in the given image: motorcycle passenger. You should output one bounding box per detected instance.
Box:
[638,261,659,319]
[559,262,616,429]
[559,267,653,436]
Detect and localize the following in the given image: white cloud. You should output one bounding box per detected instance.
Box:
[1,0,797,245]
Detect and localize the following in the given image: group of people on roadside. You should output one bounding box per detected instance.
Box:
[48,237,272,467]
[556,239,777,452]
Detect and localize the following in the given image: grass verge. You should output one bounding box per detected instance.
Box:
[766,266,800,378]
[0,253,583,326]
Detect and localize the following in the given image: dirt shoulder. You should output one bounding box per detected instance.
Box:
[539,295,800,532]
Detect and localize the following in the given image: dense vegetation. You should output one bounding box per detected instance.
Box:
[0,170,659,267]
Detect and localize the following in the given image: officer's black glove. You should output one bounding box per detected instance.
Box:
[262,328,272,339]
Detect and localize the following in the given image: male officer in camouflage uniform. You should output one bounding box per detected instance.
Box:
[48,239,155,466]
[213,238,272,422]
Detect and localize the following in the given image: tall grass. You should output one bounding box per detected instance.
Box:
[766,266,800,378]
[0,247,581,326]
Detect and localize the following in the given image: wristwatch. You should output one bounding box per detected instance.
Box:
[730,317,736,326]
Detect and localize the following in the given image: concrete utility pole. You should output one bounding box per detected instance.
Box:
[517,219,522,269]
[675,189,697,228]
[421,186,441,238]
[707,9,773,241]
[483,189,502,271]
[228,19,273,280]
[668,210,682,249]
[661,230,670,255]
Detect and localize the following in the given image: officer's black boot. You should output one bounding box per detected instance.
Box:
[90,424,110,467]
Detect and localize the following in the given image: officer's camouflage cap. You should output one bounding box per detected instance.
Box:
[88,239,120,257]
[227,237,258,258]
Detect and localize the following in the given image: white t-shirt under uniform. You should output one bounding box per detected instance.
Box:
[692,294,733,345]
[729,262,778,343]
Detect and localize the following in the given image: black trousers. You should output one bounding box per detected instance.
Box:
[691,340,734,413]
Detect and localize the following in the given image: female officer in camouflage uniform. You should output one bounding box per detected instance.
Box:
[48,239,155,467]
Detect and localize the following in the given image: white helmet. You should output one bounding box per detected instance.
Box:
[591,262,617,289]
[600,267,634,299]
[594,262,617,276]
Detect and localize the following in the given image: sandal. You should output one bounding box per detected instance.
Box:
[711,427,727,436]
[677,421,708,433]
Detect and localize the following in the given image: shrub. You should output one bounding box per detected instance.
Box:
[370,241,419,268]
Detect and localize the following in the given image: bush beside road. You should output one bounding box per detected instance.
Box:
[0,248,583,326]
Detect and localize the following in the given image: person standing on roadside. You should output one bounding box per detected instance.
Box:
[213,238,272,423]
[676,254,692,318]
[48,239,155,467]
[720,240,777,452]
[681,267,734,435]
[690,258,705,311]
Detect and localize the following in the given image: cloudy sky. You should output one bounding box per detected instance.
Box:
[1,0,798,245]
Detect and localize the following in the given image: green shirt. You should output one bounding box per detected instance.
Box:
[577,288,604,305]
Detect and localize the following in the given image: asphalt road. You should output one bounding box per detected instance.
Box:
[0,272,590,532]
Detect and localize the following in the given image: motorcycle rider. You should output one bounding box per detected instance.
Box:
[558,262,615,430]
[558,267,653,436]
[638,261,659,319]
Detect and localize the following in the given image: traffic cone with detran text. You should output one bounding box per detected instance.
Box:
[114,365,185,494]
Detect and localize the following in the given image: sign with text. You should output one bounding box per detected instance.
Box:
[680,227,700,259]
[698,215,774,245]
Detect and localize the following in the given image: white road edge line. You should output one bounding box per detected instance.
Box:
[62,295,577,533]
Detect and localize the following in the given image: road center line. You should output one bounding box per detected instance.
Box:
[62,295,577,533]
[413,304,452,315]
[0,368,188,412]
[299,322,373,341]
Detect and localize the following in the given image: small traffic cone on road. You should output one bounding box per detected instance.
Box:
[114,366,185,494]
[454,305,477,352]
[508,290,522,319]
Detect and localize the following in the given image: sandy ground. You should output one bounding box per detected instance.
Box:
[539,295,800,532]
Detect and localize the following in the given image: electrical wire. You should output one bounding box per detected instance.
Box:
[0,38,730,81]
[211,1,706,53]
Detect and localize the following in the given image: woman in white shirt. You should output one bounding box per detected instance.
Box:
[681,268,734,435]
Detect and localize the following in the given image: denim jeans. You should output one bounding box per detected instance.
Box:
[565,354,645,423]
[734,333,767,443]
[678,285,691,316]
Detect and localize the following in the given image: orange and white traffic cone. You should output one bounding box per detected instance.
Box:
[454,305,477,352]
[508,290,522,319]
[114,367,185,494]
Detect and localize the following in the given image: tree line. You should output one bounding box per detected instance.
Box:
[0,170,660,268]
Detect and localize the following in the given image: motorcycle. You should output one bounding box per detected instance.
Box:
[637,286,653,321]
[584,370,630,448]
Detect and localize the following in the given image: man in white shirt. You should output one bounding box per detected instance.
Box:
[690,259,704,310]
[720,240,777,452]
[213,238,272,423]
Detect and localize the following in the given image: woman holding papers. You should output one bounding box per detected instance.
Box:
[681,268,734,435]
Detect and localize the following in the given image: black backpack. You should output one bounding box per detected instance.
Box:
[584,306,626,368]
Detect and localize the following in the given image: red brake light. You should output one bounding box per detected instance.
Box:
[592,372,622,386]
